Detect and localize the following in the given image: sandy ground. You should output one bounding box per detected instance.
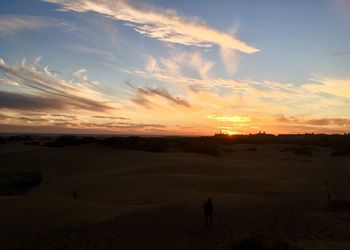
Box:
[1,143,350,249]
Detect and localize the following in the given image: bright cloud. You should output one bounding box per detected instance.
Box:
[304,78,350,99]
[43,0,259,53]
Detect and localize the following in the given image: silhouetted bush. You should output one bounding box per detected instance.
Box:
[327,199,350,212]
[7,135,33,142]
[176,138,219,156]
[137,139,169,152]
[244,146,258,152]
[293,147,313,156]
[99,137,169,152]
[235,235,270,250]
[24,140,40,146]
[45,136,96,147]
[331,149,350,156]
[0,137,7,144]
[279,146,297,152]
[233,235,298,250]
[0,171,42,195]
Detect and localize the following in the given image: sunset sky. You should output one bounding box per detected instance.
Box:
[0,0,350,135]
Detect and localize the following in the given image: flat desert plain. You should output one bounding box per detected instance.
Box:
[1,142,350,249]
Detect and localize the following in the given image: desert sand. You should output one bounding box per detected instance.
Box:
[1,142,350,249]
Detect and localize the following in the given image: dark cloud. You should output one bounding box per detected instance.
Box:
[79,121,166,130]
[0,89,111,112]
[332,51,350,57]
[277,115,350,127]
[0,90,64,110]
[131,96,152,108]
[0,122,171,134]
[0,58,112,112]
[127,82,191,108]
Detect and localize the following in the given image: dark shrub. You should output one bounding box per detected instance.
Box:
[0,171,42,195]
[45,136,95,147]
[0,137,7,144]
[137,139,169,152]
[293,147,312,156]
[331,149,350,156]
[327,199,350,212]
[7,135,33,142]
[177,139,219,156]
[24,141,40,146]
[244,146,257,152]
[236,235,270,250]
[279,146,297,152]
[99,137,169,152]
[233,236,298,250]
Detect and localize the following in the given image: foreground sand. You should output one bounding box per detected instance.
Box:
[1,143,350,249]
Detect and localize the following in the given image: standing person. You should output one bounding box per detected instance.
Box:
[203,198,213,228]
[323,181,331,205]
[73,189,77,200]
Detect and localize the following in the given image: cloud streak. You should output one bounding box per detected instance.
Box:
[0,90,65,110]
[277,115,350,127]
[43,0,259,53]
[128,82,191,108]
[0,57,113,112]
[0,15,76,35]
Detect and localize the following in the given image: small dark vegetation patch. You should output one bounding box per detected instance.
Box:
[0,137,8,144]
[244,146,258,152]
[233,235,299,250]
[279,146,297,152]
[331,149,350,156]
[293,147,313,156]
[0,171,42,196]
[327,199,350,212]
[45,136,96,147]
[177,140,219,156]
[99,137,169,152]
[24,140,40,146]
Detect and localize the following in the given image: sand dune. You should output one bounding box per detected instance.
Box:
[1,143,350,249]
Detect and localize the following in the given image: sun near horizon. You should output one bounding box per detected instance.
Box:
[0,0,350,135]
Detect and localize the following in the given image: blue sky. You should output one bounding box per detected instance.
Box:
[0,0,349,135]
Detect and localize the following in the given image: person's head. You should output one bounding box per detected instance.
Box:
[208,198,212,202]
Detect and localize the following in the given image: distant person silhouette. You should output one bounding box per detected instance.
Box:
[203,198,213,228]
[73,190,77,200]
[322,181,331,205]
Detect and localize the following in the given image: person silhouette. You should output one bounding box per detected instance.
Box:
[73,190,77,200]
[203,198,213,228]
[322,181,331,205]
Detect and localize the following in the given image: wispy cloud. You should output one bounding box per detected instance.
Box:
[0,90,65,110]
[92,115,129,120]
[0,15,76,35]
[0,57,114,112]
[128,82,191,108]
[145,51,215,81]
[332,51,350,57]
[43,0,259,53]
[220,47,238,76]
[277,115,350,127]
[304,78,350,99]
[66,44,117,63]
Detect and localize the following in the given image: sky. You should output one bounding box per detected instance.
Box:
[0,0,350,135]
